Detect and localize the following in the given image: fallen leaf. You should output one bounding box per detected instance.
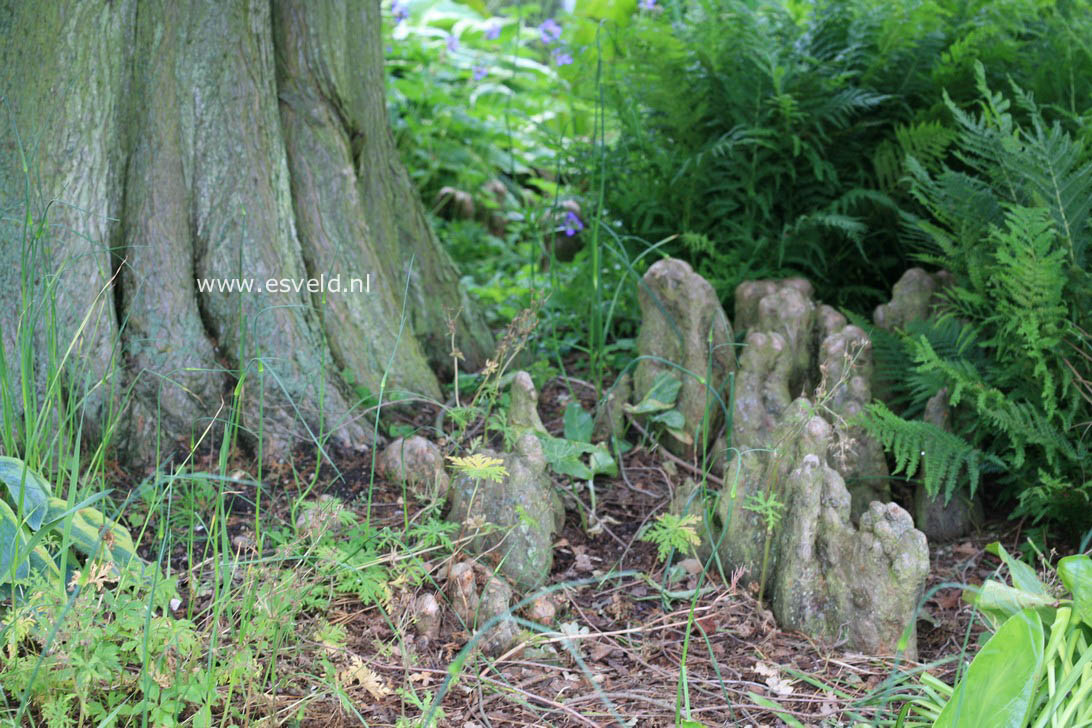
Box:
[574,551,595,572]
[590,642,614,661]
[338,656,391,700]
[753,661,794,696]
[953,541,978,558]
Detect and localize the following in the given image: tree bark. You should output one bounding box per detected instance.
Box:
[0,0,492,466]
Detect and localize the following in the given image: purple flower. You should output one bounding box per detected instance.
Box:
[485,20,501,40]
[473,65,489,80]
[446,34,459,52]
[391,0,409,24]
[552,48,573,67]
[639,0,657,9]
[563,211,584,236]
[538,18,562,45]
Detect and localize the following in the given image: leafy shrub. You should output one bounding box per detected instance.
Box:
[2,568,191,726]
[384,0,648,360]
[863,68,1091,534]
[385,0,585,206]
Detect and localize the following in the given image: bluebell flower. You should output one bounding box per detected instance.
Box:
[639,0,657,8]
[538,18,562,45]
[473,65,489,80]
[446,34,459,52]
[391,0,409,24]
[552,48,573,67]
[485,20,501,40]
[563,211,584,236]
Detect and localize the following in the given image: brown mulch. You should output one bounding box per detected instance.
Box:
[135,376,1024,728]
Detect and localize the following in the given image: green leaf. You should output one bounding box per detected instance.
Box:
[666,427,695,446]
[624,372,681,415]
[587,445,617,478]
[0,456,53,531]
[563,401,594,443]
[0,499,30,584]
[51,498,142,569]
[987,542,1049,595]
[1057,554,1092,627]
[746,693,806,728]
[650,408,685,430]
[537,435,594,480]
[968,580,1056,629]
[28,544,60,581]
[935,608,1044,728]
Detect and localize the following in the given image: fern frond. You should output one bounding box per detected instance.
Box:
[909,336,1078,469]
[863,401,998,501]
[984,205,1070,415]
[1005,110,1092,268]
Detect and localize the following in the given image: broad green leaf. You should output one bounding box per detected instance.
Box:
[667,427,695,446]
[537,434,616,481]
[563,402,594,443]
[28,544,60,581]
[587,445,617,477]
[0,456,53,531]
[624,372,681,415]
[988,542,1048,595]
[58,505,141,568]
[650,408,685,430]
[45,496,76,524]
[549,457,593,481]
[935,608,1043,728]
[967,580,1055,629]
[0,499,30,584]
[537,435,594,480]
[1058,554,1092,627]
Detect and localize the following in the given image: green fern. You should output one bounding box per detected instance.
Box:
[639,512,702,563]
[864,401,999,502]
[984,205,1070,416]
[876,68,1092,530]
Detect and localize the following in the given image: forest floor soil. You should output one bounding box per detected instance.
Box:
[147,377,1021,727]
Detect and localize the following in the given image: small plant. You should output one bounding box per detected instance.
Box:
[744,490,786,533]
[902,542,1092,727]
[640,512,702,563]
[447,453,508,483]
[623,371,690,446]
[1,562,191,725]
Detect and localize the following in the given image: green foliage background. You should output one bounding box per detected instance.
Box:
[386,0,1092,531]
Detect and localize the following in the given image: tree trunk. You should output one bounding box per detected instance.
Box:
[0,0,492,466]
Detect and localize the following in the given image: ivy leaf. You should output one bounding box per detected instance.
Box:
[563,401,594,443]
[538,435,594,480]
[624,372,681,415]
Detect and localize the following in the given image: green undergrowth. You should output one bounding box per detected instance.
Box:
[860,68,1092,539]
[392,0,1092,536]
